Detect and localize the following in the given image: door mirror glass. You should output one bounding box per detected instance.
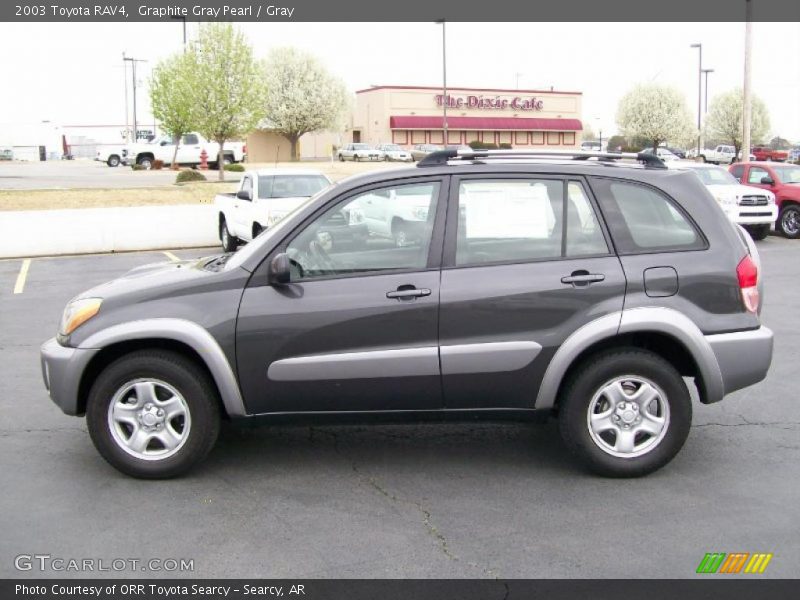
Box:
[760,176,774,185]
[236,189,252,201]
[269,253,291,285]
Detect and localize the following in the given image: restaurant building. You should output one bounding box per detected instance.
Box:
[352,85,583,149]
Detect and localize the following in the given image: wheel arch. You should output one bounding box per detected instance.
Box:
[77,319,247,419]
[535,308,724,410]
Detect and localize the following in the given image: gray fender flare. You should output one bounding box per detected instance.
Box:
[534,307,724,409]
[80,318,247,418]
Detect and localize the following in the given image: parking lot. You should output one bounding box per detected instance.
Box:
[1,235,798,579]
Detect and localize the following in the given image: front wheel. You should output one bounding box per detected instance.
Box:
[220,219,239,252]
[558,349,691,477]
[86,350,221,479]
[745,224,771,241]
[778,204,800,239]
[137,156,153,170]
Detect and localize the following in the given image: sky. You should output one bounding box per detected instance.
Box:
[1,21,798,142]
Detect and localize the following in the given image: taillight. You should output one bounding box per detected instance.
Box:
[737,255,759,313]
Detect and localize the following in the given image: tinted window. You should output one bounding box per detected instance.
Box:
[747,167,770,184]
[182,134,199,145]
[566,182,609,257]
[258,175,329,199]
[286,182,440,280]
[591,178,704,253]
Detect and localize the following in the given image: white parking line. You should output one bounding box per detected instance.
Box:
[162,251,181,262]
[13,259,31,294]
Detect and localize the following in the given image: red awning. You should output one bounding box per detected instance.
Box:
[389,115,583,131]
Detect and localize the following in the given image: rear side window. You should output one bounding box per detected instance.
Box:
[590,178,704,254]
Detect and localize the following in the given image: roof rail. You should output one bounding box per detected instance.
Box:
[416,148,667,169]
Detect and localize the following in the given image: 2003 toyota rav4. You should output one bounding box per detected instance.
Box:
[41,149,774,479]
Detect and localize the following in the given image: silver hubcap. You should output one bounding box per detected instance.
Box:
[783,209,800,235]
[586,376,670,458]
[222,226,229,246]
[107,379,191,461]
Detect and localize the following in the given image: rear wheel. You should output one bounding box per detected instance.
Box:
[107,155,120,167]
[778,204,800,239]
[558,349,691,477]
[137,156,153,170]
[338,154,345,162]
[86,350,220,479]
[220,218,239,252]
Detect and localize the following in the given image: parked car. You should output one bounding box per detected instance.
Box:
[215,169,333,251]
[337,143,382,162]
[348,183,434,247]
[95,146,127,167]
[662,146,687,159]
[124,133,246,169]
[40,148,773,479]
[698,145,755,165]
[640,147,681,162]
[729,161,800,239]
[580,141,602,152]
[0,148,13,161]
[750,146,788,162]
[788,145,800,163]
[668,162,777,240]
[375,143,412,162]
[410,144,444,161]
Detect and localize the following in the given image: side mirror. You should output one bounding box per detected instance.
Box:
[236,189,252,201]
[760,176,774,185]
[160,140,169,146]
[269,253,291,285]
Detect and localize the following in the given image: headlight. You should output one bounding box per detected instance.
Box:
[714,194,737,206]
[59,298,102,336]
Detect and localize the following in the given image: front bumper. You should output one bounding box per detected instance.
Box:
[706,326,773,397]
[727,205,778,225]
[40,338,98,416]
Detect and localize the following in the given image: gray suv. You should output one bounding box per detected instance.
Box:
[40,149,773,479]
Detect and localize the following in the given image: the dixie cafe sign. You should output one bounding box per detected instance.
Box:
[435,94,544,111]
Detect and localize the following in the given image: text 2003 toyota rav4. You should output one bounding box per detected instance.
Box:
[41,150,773,479]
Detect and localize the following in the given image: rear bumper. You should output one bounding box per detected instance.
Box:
[706,326,773,397]
[40,338,98,416]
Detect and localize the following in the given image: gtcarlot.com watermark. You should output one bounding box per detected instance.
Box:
[14,553,194,573]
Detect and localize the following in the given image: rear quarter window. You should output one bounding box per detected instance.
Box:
[589,177,706,254]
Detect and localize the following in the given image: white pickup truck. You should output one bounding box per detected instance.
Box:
[95,146,127,167]
[123,132,246,169]
[215,169,332,251]
[698,144,756,165]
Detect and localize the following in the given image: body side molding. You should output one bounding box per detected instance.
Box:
[80,318,248,418]
[268,347,439,381]
[440,341,542,375]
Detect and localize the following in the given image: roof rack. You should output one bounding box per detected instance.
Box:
[416,148,667,169]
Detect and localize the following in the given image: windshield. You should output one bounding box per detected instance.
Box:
[382,144,401,151]
[771,165,800,183]
[352,144,370,150]
[257,175,330,198]
[689,166,738,185]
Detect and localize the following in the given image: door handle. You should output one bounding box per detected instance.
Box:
[561,272,605,286]
[386,287,431,300]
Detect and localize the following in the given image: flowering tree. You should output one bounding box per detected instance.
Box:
[616,83,696,152]
[149,53,195,169]
[262,47,349,161]
[185,23,266,180]
[705,89,771,159]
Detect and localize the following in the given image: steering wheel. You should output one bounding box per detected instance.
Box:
[308,239,338,275]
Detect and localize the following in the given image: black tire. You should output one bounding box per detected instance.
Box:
[107,155,120,167]
[86,350,221,479]
[745,224,770,241]
[558,349,692,478]
[222,155,234,166]
[778,204,800,239]
[354,154,360,162]
[220,218,239,252]
[137,156,153,170]
[252,224,263,239]
[338,154,345,162]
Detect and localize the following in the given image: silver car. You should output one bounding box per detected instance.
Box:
[338,143,382,162]
[375,143,412,162]
[410,144,444,162]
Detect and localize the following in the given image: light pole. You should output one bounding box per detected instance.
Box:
[690,43,703,154]
[436,20,448,143]
[515,72,523,89]
[742,0,753,163]
[171,15,187,52]
[123,54,147,142]
[702,68,714,113]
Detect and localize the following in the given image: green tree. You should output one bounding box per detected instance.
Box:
[149,53,195,169]
[705,89,771,159]
[262,47,349,161]
[769,136,790,150]
[616,83,696,152]
[185,23,266,180]
[605,135,627,152]
[582,123,596,141]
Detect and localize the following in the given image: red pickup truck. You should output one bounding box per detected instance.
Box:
[750,146,789,162]
[730,162,800,238]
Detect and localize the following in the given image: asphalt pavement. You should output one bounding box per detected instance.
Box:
[0,237,798,578]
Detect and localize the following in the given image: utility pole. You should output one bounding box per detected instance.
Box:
[123,55,147,142]
[171,15,187,52]
[437,19,448,143]
[122,53,129,142]
[690,43,703,154]
[742,0,753,163]
[702,68,714,114]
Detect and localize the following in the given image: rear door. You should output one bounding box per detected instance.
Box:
[438,174,626,409]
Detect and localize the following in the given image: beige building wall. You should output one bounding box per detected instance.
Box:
[352,86,583,149]
[246,130,344,163]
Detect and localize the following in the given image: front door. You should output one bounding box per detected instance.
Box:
[438,175,626,409]
[177,133,201,164]
[236,177,448,414]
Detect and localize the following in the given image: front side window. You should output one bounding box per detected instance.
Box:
[771,165,800,183]
[730,164,745,182]
[286,182,440,280]
[241,176,253,198]
[182,134,199,145]
[591,178,703,253]
[747,167,770,184]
